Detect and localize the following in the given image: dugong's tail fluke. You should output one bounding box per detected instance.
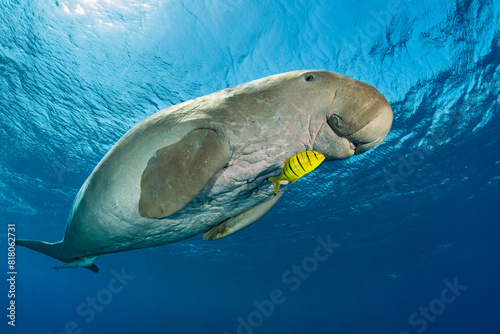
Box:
[17,239,65,260]
[17,239,99,273]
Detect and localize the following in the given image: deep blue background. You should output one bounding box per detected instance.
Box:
[1,0,499,333]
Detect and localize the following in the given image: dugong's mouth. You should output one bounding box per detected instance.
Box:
[348,140,357,152]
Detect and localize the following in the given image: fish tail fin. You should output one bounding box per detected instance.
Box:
[267,177,281,196]
[85,263,100,273]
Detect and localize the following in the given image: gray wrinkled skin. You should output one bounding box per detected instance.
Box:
[39,70,394,259]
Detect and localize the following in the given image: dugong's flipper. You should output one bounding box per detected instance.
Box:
[139,129,231,219]
[202,191,285,240]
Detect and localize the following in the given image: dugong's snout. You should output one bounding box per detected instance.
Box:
[328,93,393,155]
[313,75,393,160]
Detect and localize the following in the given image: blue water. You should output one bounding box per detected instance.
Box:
[1,0,499,333]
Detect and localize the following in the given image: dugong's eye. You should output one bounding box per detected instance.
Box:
[305,75,314,82]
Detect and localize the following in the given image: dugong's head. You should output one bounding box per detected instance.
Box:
[283,70,393,160]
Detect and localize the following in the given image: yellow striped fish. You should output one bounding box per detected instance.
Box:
[267,150,325,196]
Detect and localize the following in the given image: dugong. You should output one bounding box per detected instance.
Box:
[18,70,393,272]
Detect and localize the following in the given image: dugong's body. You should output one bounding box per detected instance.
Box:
[19,70,392,272]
